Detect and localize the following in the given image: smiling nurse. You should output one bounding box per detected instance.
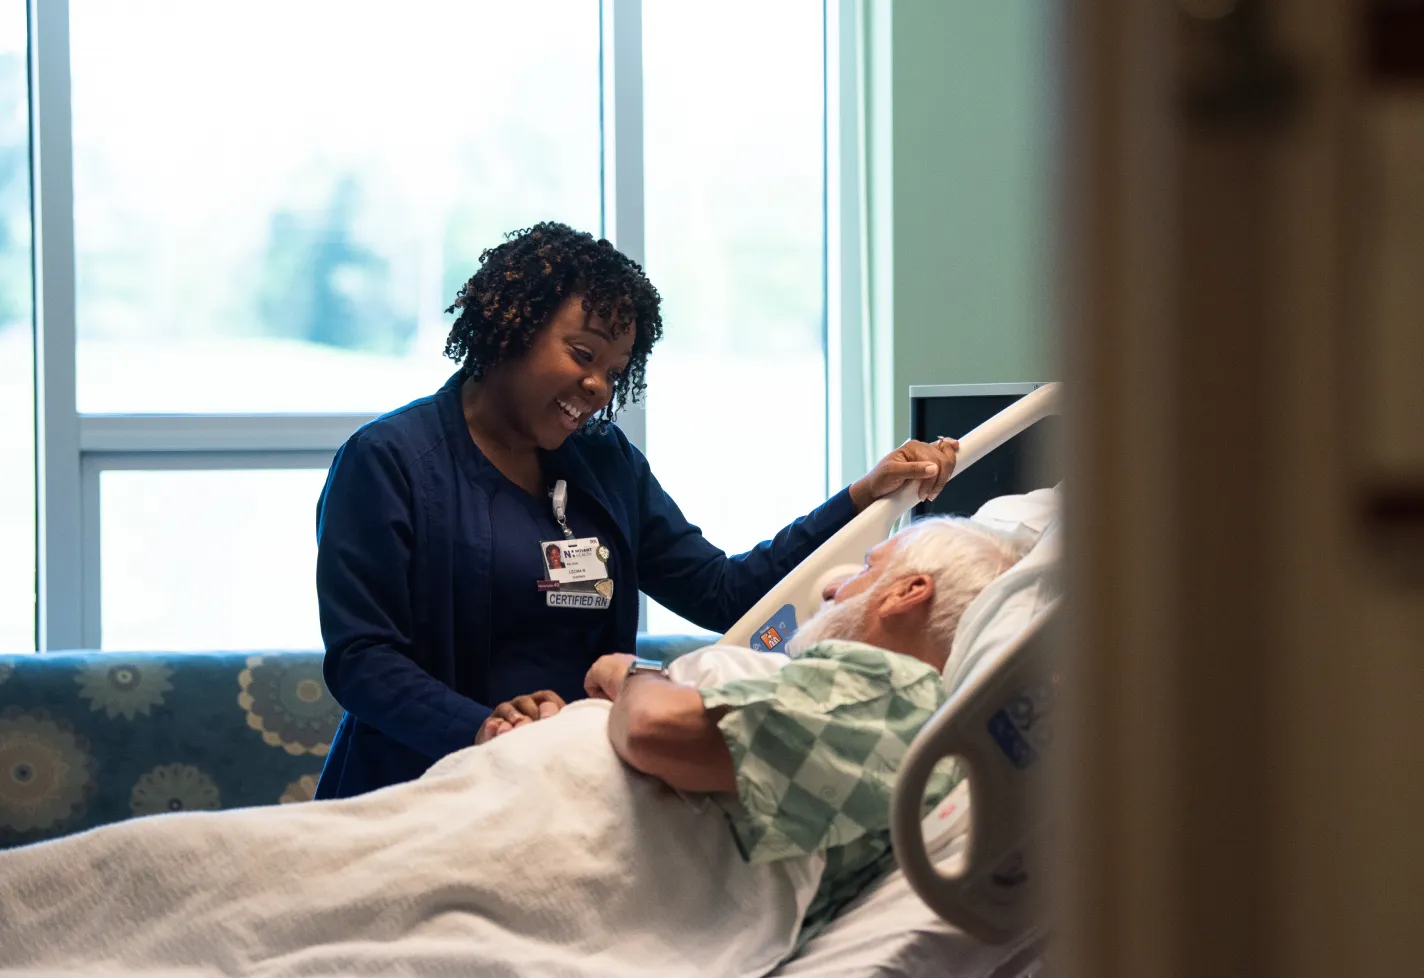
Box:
[313,222,958,799]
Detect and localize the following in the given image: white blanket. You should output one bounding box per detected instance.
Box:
[0,647,822,978]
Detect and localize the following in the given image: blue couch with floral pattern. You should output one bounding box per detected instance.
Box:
[0,636,706,850]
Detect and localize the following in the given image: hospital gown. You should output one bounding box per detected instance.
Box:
[700,639,962,949]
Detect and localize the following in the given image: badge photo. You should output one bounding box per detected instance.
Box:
[543,543,567,575]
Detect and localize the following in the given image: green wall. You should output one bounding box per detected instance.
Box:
[877,1,1053,442]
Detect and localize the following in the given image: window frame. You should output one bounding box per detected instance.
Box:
[26,0,863,651]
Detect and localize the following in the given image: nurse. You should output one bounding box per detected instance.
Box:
[313,222,957,799]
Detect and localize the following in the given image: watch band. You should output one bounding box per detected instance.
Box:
[624,656,669,681]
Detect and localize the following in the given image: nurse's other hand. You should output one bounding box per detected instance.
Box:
[476,716,513,744]
[509,690,565,721]
[849,437,959,511]
[584,653,636,702]
[475,690,566,745]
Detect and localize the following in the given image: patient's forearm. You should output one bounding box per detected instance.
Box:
[608,678,736,794]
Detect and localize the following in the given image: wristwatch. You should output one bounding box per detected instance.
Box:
[624,657,669,682]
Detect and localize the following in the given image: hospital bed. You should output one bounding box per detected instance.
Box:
[721,384,1063,977]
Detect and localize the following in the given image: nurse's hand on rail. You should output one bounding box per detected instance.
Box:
[584,653,636,703]
[475,690,567,745]
[849,437,959,511]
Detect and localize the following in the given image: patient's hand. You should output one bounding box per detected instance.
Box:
[475,691,566,744]
[584,653,636,702]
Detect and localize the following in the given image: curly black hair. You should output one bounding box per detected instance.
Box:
[443,222,663,423]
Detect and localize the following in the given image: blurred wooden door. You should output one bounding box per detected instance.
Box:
[1059,1,1424,976]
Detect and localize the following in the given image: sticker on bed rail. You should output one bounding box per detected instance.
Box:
[750,605,797,653]
[987,677,1060,769]
[988,711,1039,769]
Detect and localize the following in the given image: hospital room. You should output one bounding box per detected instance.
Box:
[1,0,1421,975]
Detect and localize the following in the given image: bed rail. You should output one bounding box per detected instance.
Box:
[891,603,1059,944]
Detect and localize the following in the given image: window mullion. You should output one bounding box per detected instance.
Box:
[603,0,647,632]
[77,414,377,455]
[30,0,82,652]
[826,0,871,493]
[600,0,646,456]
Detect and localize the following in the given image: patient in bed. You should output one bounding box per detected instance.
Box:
[0,518,1023,978]
[584,515,1024,950]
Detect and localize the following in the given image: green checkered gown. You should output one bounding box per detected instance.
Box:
[699,640,962,948]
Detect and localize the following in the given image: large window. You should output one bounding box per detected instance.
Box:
[16,0,844,652]
[70,0,601,414]
[642,1,826,634]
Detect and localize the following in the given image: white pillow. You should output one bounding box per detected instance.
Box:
[951,483,1062,690]
[943,517,1062,692]
[967,485,1060,548]
[775,494,1062,978]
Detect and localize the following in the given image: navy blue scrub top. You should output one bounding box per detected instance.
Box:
[484,472,618,707]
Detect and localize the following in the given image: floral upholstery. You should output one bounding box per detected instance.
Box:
[0,635,706,850]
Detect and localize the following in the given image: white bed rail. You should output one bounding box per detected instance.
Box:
[719,383,1062,649]
[890,603,1059,945]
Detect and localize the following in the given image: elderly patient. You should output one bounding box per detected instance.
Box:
[0,518,1023,978]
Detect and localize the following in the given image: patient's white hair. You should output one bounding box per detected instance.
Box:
[877,517,1027,653]
[788,517,1028,660]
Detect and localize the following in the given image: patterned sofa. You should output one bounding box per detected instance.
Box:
[0,635,706,850]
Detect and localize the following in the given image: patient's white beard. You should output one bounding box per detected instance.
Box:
[785,586,876,656]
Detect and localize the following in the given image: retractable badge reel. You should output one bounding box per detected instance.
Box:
[551,480,572,540]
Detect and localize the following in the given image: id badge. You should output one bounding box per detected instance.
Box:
[541,537,613,609]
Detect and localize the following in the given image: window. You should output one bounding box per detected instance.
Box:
[98,469,329,651]
[69,0,601,414]
[18,0,845,650]
[642,0,827,633]
[0,4,33,652]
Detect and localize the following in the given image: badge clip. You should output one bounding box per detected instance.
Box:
[549,479,573,540]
